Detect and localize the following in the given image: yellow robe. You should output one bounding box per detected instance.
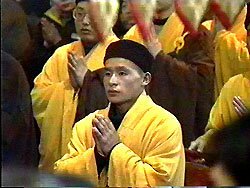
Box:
[123,8,249,99]
[31,33,119,172]
[214,6,250,98]
[206,72,250,131]
[123,12,185,54]
[54,93,185,186]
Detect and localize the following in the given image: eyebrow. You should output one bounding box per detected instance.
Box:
[104,66,131,72]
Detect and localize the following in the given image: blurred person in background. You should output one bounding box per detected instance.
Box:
[131,0,214,147]
[41,0,77,49]
[189,72,250,153]
[1,0,34,69]
[1,0,39,168]
[207,115,250,186]
[1,51,39,168]
[127,1,249,148]
[2,166,92,187]
[16,0,50,17]
[189,3,250,152]
[31,0,119,172]
[212,3,250,98]
[112,0,134,38]
[24,0,78,88]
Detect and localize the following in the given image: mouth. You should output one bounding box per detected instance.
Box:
[107,89,119,95]
[80,29,91,34]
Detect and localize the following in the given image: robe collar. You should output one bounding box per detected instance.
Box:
[98,90,154,130]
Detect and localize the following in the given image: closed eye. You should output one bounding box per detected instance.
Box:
[119,71,128,76]
[104,71,111,77]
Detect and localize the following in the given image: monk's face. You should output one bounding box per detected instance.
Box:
[154,0,174,19]
[120,0,135,30]
[103,58,146,105]
[74,2,98,44]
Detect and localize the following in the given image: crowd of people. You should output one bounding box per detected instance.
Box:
[1,0,250,186]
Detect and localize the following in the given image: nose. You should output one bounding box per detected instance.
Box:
[82,14,90,25]
[109,73,118,86]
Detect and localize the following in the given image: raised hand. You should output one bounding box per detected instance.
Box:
[92,114,120,157]
[41,18,62,47]
[145,22,162,58]
[67,52,88,90]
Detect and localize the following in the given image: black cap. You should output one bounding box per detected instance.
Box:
[104,40,153,73]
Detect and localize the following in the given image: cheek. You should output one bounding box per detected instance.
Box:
[103,78,110,88]
[122,79,142,91]
[75,22,80,30]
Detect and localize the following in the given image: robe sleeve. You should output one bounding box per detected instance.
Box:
[214,30,250,97]
[54,115,99,185]
[206,76,239,131]
[31,47,78,171]
[108,118,185,186]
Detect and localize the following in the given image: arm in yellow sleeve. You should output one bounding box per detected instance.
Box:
[31,47,76,127]
[214,31,250,97]
[31,46,78,171]
[206,75,244,133]
[54,117,99,185]
[108,119,185,186]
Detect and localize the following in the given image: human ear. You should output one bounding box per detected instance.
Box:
[142,72,151,86]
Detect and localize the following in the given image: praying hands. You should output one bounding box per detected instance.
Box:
[92,114,120,157]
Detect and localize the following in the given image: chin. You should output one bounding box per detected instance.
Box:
[107,96,123,104]
[80,36,98,44]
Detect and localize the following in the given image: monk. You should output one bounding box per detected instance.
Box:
[213,5,250,98]
[123,0,185,54]
[122,0,215,147]
[24,0,77,88]
[188,4,250,151]
[189,71,250,153]
[1,0,39,168]
[31,0,119,172]
[54,40,185,186]
[125,2,249,147]
[1,0,34,68]
[1,51,39,168]
[208,115,250,186]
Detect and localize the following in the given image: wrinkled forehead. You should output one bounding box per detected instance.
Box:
[76,1,89,11]
[105,58,143,73]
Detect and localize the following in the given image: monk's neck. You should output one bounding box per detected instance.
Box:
[81,41,98,54]
[113,93,143,114]
[113,103,132,115]
[113,96,140,115]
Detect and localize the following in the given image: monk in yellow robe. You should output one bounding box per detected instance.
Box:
[54,40,185,186]
[124,2,249,98]
[31,0,119,172]
[122,0,185,54]
[189,71,250,153]
[214,6,250,98]
[123,1,215,147]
